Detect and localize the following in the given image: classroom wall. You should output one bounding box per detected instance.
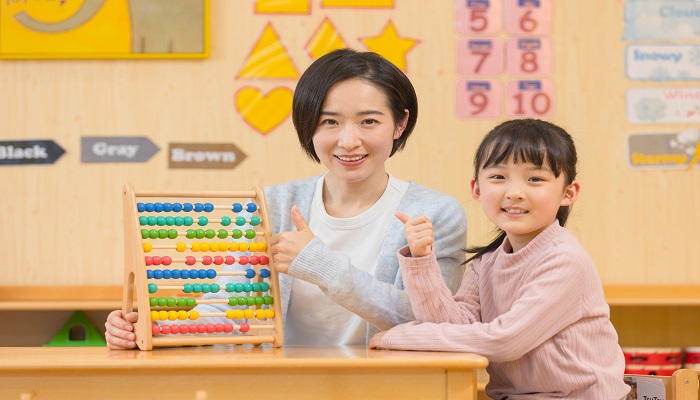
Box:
[0,0,698,288]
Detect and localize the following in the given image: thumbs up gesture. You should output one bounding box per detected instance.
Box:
[395,211,434,258]
[270,205,315,274]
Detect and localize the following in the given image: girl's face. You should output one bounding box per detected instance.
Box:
[470,157,579,252]
[312,78,408,186]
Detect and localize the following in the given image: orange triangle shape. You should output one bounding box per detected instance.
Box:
[238,23,299,79]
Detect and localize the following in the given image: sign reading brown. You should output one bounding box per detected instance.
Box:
[168,143,247,169]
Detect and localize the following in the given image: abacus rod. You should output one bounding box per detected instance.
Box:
[152,335,276,347]
[135,190,258,198]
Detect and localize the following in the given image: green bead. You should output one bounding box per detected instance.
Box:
[157,216,166,226]
[211,283,221,293]
[192,284,202,293]
[177,298,187,307]
[198,216,208,226]
[186,229,196,239]
[255,296,264,306]
[158,229,168,239]
[251,283,261,292]
[165,216,175,226]
[183,216,194,226]
[158,298,167,307]
[149,230,159,239]
[186,298,196,307]
[261,282,270,291]
[217,229,228,239]
[168,229,178,239]
[167,298,176,307]
[149,297,157,307]
[235,216,246,226]
[263,295,273,305]
[196,229,205,239]
[232,229,243,239]
[245,229,256,239]
[205,229,216,239]
[148,283,157,293]
[236,297,246,306]
[174,217,184,226]
[246,297,255,306]
[228,297,237,306]
[139,216,148,226]
[221,216,231,226]
[183,284,193,293]
[141,229,149,239]
[148,216,157,226]
[250,216,261,226]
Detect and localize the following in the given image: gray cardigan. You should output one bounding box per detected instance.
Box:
[266,175,467,341]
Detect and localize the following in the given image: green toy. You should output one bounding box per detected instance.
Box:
[44,310,106,347]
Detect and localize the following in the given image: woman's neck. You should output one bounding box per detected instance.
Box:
[322,172,390,218]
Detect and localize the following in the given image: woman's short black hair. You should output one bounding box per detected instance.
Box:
[292,49,418,162]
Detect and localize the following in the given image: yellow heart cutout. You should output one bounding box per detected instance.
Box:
[235,86,293,135]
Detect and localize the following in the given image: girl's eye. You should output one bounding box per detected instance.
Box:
[361,119,378,125]
[320,119,338,126]
[529,177,544,182]
[489,174,504,180]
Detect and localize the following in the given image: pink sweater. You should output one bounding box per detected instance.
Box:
[378,222,630,399]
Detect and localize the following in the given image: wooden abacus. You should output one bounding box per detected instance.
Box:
[122,184,284,350]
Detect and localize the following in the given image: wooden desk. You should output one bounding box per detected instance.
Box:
[0,346,488,400]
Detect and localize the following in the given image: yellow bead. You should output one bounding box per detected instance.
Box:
[209,243,219,252]
[150,311,159,321]
[200,242,210,252]
[168,311,178,321]
[191,242,201,252]
[178,310,188,320]
[248,242,258,252]
[158,310,168,321]
[176,242,187,252]
[189,310,199,320]
[229,243,239,252]
[238,242,249,252]
[219,242,228,252]
[265,310,275,319]
[243,309,254,319]
[226,310,235,319]
[233,310,244,320]
[258,242,267,252]
[143,242,153,253]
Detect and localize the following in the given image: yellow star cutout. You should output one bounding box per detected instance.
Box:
[360,21,419,72]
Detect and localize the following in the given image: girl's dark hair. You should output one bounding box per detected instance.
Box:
[292,48,418,162]
[466,119,578,263]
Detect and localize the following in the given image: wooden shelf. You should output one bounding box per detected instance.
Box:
[0,286,123,311]
[604,285,700,306]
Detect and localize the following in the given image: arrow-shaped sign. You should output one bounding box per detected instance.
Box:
[81,136,160,163]
[0,140,66,166]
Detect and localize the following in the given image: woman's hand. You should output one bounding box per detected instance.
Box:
[369,331,388,349]
[105,310,139,350]
[395,211,434,257]
[269,205,315,274]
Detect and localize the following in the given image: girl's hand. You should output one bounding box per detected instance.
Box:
[105,310,139,350]
[395,211,434,257]
[270,206,315,274]
[369,331,388,349]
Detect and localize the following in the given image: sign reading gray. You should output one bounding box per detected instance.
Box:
[81,136,159,163]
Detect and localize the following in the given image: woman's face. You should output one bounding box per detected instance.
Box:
[312,78,408,185]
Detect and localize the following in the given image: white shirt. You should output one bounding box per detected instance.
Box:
[285,174,408,345]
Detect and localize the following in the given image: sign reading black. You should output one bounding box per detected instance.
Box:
[0,140,66,166]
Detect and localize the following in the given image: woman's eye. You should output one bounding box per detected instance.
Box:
[361,119,378,125]
[320,119,338,126]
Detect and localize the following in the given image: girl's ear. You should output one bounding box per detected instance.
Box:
[560,181,580,206]
[470,179,480,201]
[393,109,409,139]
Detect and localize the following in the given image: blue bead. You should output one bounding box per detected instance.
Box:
[145,203,155,212]
[198,269,207,279]
[204,203,214,212]
[194,203,204,212]
[171,270,181,279]
[226,283,235,292]
[137,203,146,212]
[153,270,163,279]
[148,283,157,293]
[148,216,157,226]
[246,203,257,212]
[245,269,256,279]
[259,269,270,278]
[163,269,172,279]
[139,216,148,226]
[163,202,173,212]
[154,203,164,212]
[234,283,244,293]
[146,270,154,279]
[183,203,193,212]
[172,203,183,212]
[207,269,217,279]
[180,269,190,279]
[190,269,199,278]
[232,203,242,213]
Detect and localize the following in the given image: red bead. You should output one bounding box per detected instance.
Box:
[185,256,196,266]
[145,256,153,266]
[197,324,207,333]
[259,255,269,265]
[180,324,190,334]
[223,324,233,333]
[249,256,259,265]
[239,256,249,265]
[225,256,235,265]
[162,256,172,266]
[202,256,212,265]
[239,323,250,333]
[213,256,224,265]
[170,325,180,334]
[152,256,162,266]
[206,324,215,333]
[214,323,224,332]
[161,325,171,335]
[152,324,161,335]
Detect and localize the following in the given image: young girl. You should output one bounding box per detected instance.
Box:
[105,49,467,349]
[370,119,629,399]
